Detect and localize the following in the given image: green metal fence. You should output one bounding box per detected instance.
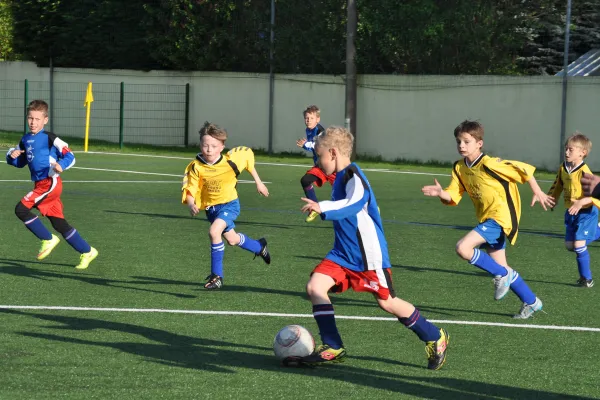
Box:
[0,80,189,147]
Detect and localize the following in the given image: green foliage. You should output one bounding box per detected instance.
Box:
[5,0,600,74]
[0,0,15,60]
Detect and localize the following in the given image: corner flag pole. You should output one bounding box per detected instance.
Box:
[84,82,94,152]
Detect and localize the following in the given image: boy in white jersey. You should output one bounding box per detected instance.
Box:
[289,126,449,370]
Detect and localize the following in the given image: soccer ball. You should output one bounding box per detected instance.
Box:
[273,324,315,360]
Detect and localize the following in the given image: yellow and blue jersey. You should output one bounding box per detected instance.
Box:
[444,153,535,245]
[181,146,255,209]
[547,162,600,209]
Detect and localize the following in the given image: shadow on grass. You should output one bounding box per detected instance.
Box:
[1,309,592,400]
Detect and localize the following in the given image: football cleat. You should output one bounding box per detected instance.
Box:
[513,297,543,319]
[254,238,271,265]
[305,211,319,223]
[37,234,61,260]
[493,267,516,300]
[299,344,347,365]
[425,328,449,370]
[75,247,98,270]
[576,277,594,288]
[204,274,223,290]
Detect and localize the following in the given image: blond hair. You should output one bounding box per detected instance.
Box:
[199,121,227,144]
[566,132,592,157]
[302,105,320,118]
[315,126,354,157]
[27,100,49,117]
[454,120,484,141]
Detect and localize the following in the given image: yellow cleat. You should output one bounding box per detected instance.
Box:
[305,211,319,223]
[75,247,98,270]
[37,234,61,260]
[425,328,449,370]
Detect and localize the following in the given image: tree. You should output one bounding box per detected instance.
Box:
[0,0,15,60]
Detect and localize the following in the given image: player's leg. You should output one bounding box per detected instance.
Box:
[456,225,508,277]
[205,218,228,289]
[302,167,328,222]
[574,209,596,287]
[47,216,97,269]
[378,296,449,370]
[300,262,347,364]
[15,201,58,259]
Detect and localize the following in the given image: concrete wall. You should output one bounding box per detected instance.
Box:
[1,61,599,170]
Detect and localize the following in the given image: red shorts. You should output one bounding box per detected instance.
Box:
[312,259,395,300]
[306,166,336,187]
[21,176,64,218]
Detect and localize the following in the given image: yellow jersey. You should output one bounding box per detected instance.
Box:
[182,146,255,209]
[547,162,600,209]
[444,153,535,245]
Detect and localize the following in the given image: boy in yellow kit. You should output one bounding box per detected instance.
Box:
[422,120,555,319]
[182,122,271,289]
[548,133,600,288]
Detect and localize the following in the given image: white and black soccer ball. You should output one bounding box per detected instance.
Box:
[273,324,315,360]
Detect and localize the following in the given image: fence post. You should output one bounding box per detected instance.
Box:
[184,83,190,147]
[23,79,28,133]
[119,82,124,149]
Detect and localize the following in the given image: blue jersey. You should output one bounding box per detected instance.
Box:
[301,124,325,165]
[5,129,75,182]
[319,163,390,272]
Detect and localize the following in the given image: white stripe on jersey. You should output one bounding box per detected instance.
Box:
[51,137,76,171]
[319,174,364,213]
[34,175,58,203]
[357,206,385,270]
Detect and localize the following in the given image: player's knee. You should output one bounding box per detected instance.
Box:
[14,202,35,222]
[208,228,223,242]
[455,242,471,260]
[376,298,394,314]
[305,280,323,299]
[224,235,239,246]
[48,217,72,235]
[565,243,575,251]
[300,174,317,188]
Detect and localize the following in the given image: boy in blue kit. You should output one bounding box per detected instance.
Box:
[6,100,98,269]
[296,105,336,222]
[182,122,271,289]
[422,120,555,319]
[295,126,449,370]
[548,133,600,288]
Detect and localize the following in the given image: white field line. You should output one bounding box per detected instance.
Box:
[1,305,598,333]
[81,151,554,182]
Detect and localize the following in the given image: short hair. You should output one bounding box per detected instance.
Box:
[27,100,49,117]
[199,121,227,144]
[315,126,354,157]
[454,120,484,141]
[566,132,592,156]
[302,105,320,118]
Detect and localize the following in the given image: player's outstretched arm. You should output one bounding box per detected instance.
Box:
[422,179,452,203]
[301,197,321,215]
[248,168,269,197]
[185,194,200,217]
[581,172,600,199]
[527,177,555,210]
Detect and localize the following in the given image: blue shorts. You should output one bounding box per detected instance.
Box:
[565,207,599,242]
[474,219,507,250]
[205,199,241,233]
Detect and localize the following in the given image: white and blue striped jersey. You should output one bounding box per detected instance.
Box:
[320,163,390,272]
[5,129,75,182]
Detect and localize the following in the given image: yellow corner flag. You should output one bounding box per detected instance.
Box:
[84,82,94,152]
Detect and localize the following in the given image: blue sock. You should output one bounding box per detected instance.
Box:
[398,308,441,342]
[313,304,343,349]
[211,242,225,277]
[24,217,52,240]
[509,271,537,305]
[64,228,92,254]
[236,233,261,254]
[575,246,592,280]
[303,185,318,203]
[469,248,508,276]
